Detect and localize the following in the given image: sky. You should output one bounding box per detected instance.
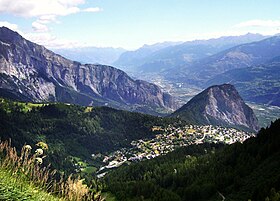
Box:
[0,0,280,50]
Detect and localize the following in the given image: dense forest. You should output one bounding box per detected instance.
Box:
[104,119,280,201]
[0,98,177,171]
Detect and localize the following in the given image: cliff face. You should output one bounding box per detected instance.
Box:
[0,27,176,113]
[171,84,259,131]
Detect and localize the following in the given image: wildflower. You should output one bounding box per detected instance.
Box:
[24,145,32,150]
[35,148,44,156]
[36,142,48,150]
[35,157,43,165]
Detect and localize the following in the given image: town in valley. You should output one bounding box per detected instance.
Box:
[91,124,254,178]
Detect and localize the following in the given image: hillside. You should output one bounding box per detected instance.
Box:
[0,27,176,115]
[0,98,177,171]
[104,119,280,201]
[171,84,259,131]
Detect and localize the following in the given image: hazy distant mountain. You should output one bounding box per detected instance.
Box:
[53,46,126,65]
[171,84,259,131]
[207,59,280,107]
[113,41,183,71]
[167,35,280,86]
[139,33,268,73]
[114,33,267,73]
[0,27,176,115]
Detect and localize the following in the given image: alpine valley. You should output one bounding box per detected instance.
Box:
[0,25,280,201]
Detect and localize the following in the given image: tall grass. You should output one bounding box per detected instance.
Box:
[0,139,104,201]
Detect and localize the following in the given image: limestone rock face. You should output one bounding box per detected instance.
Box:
[0,27,176,113]
[171,84,259,131]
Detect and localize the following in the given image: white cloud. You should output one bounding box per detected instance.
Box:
[24,32,85,49]
[0,0,88,17]
[0,0,102,36]
[34,15,60,31]
[0,0,102,17]
[32,21,49,32]
[83,7,102,13]
[0,21,19,31]
[233,20,280,28]
[38,15,57,24]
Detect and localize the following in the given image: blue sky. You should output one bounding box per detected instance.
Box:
[0,0,280,49]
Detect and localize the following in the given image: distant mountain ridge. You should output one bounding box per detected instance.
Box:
[53,46,126,66]
[166,35,280,85]
[171,84,259,131]
[114,41,182,71]
[0,26,176,114]
[114,33,267,73]
[157,34,280,108]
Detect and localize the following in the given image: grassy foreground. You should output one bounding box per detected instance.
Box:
[0,140,103,201]
[0,168,62,201]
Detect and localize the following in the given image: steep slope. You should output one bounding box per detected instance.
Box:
[105,119,280,201]
[0,98,177,171]
[171,84,259,131]
[0,27,176,114]
[167,35,280,85]
[207,59,280,106]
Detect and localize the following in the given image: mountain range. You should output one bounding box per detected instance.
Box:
[168,35,280,86]
[114,33,267,73]
[113,41,182,71]
[0,27,176,115]
[122,34,280,109]
[0,26,272,129]
[51,32,280,110]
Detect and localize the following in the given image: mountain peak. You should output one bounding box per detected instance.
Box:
[210,83,235,90]
[206,84,239,98]
[171,84,259,131]
[0,26,15,33]
[0,26,23,44]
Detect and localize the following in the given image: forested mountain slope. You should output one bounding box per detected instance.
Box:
[105,119,280,201]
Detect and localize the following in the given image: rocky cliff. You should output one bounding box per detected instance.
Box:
[171,84,259,131]
[0,27,176,114]
[206,59,280,107]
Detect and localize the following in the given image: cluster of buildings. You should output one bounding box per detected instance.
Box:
[96,124,255,178]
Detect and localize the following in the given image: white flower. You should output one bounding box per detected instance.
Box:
[35,148,44,156]
[36,142,48,150]
[35,157,43,165]
[24,145,32,150]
